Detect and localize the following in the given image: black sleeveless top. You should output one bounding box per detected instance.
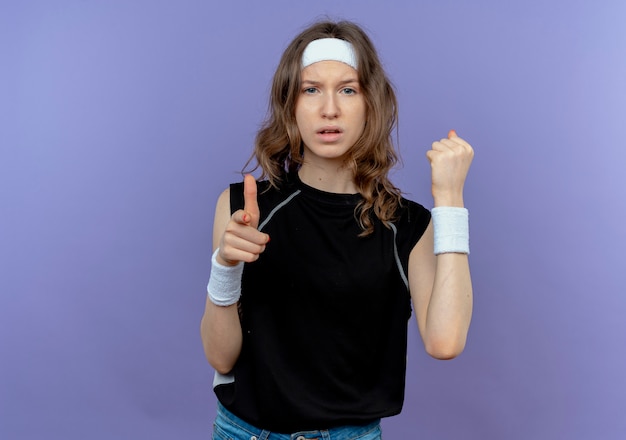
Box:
[214,173,431,432]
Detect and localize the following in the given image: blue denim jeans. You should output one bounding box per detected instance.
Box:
[212,403,383,440]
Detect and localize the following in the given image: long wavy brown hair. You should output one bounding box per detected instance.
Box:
[246,20,402,236]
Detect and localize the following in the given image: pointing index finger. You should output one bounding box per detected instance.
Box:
[243,174,260,229]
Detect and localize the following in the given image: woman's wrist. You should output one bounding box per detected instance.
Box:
[207,248,244,306]
[432,192,464,208]
[431,207,470,255]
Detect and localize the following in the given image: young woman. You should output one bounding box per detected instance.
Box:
[201,20,474,440]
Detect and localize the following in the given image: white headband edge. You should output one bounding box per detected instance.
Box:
[301,38,358,70]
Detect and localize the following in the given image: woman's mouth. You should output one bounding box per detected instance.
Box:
[317,127,343,142]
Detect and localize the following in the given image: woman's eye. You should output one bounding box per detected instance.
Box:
[341,88,357,95]
[303,87,317,94]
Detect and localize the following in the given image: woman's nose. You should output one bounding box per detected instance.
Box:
[321,94,339,118]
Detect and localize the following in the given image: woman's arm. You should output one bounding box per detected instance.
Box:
[409,223,473,359]
[409,131,474,359]
[200,188,243,374]
[200,176,269,374]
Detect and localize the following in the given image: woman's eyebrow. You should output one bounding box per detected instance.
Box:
[301,78,359,86]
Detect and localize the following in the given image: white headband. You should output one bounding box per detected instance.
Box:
[301,38,358,70]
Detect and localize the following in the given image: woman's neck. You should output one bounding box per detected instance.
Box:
[298,163,357,194]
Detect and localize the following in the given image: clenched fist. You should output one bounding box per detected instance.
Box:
[426,130,474,207]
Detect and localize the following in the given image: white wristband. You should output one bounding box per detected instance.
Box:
[431,207,470,255]
[207,249,244,306]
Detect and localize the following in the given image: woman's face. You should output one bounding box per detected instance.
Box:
[295,60,366,166]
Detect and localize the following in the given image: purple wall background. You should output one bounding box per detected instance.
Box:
[2,1,625,439]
